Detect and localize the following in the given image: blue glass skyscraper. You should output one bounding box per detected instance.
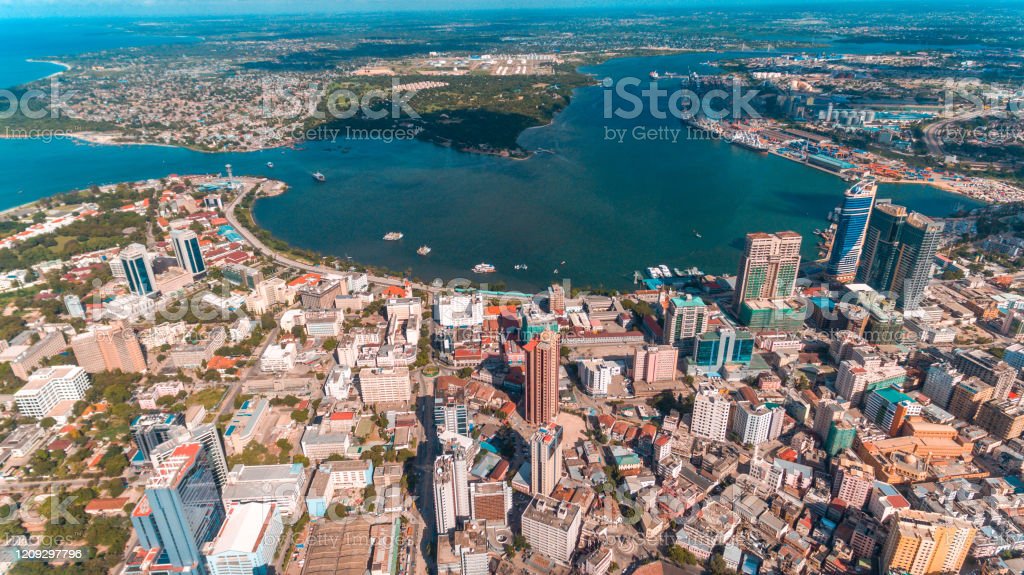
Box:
[826,179,877,281]
[171,229,207,278]
[120,243,156,296]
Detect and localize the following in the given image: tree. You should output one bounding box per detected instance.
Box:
[39,417,56,429]
[668,545,698,566]
[323,337,338,351]
[456,367,473,379]
[290,410,309,423]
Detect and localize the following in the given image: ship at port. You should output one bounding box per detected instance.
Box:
[728,131,769,153]
[472,263,496,273]
[383,232,404,241]
[312,172,326,182]
[417,245,431,255]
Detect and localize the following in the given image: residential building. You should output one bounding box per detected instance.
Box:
[577,358,613,397]
[953,348,1016,401]
[732,401,784,445]
[974,399,1024,441]
[525,330,560,425]
[633,345,678,382]
[834,358,907,407]
[880,510,976,575]
[662,295,708,351]
[357,367,412,406]
[14,365,90,420]
[71,322,147,374]
[733,231,802,315]
[469,481,512,526]
[921,363,962,410]
[948,377,995,422]
[691,387,732,441]
[9,330,67,380]
[531,425,563,497]
[521,495,582,564]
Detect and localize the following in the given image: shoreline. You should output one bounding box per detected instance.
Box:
[24,59,70,80]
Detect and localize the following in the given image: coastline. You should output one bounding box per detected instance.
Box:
[25,59,70,80]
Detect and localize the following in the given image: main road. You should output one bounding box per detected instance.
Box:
[224,179,442,295]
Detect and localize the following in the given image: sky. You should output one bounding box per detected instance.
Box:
[0,0,824,18]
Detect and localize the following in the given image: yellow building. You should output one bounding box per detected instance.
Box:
[881,510,976,575]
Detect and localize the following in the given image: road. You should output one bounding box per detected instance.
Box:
[922,108,993,158]
[224,181,441,295]
[214,326,279,419]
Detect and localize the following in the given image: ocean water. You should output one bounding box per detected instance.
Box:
[0,27,984,290]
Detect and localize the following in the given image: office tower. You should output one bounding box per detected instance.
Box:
[827,179,877,282]
[812,399,844,441]
[733,231,802,314]
[131,413,187,461]
[547,283,566,315]
[524,330,560,425]
[856,201,942,310]
[953,348,1016,402]
[691,327,755,374]
[690,387,732,441]
[14,365,90,419]
[296,279,342,310]
[71,322,147,374]
[434,293,484,328]
[662,295,708,351]
[131,442,226,574]
[880,510,976,575]
[451,445,470,520]
[203,502,282,575]
[530,425,563,497]
[434,457,458,534]
[120,243,157,296]
[834,358,907,407]
[152,423,230,487]
[922,363,962,410]
[732,401,784,446]
[521,495,582,564]
[864,388,921,436]
[633,345,678,383]
[948,377,995,422]
[469,481,513,526]
[453,521,490,575]
[434,384,470,437]
[577,358,612,397]
[170,228,207,278]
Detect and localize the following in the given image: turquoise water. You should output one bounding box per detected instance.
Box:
[0,33,983,290]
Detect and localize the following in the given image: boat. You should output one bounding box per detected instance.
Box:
[693,229,703,238]
[383,232,404,241]
[266,162,274,168]
[649,71,660,79]
[313,172,326,182]
[647,266,661,278]
[553,269,559,274]
[514,264,528,271]
[728,132,769,153]
[472,263,496,274]
[658,264,672,277]
[417,245,432,256]
[673,267,686,277]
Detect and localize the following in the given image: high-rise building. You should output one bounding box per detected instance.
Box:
[524,330,560,425]
[921,363,962,410]
[690,327,755,375]
[825,420,856,457]
[953,348,1016,402]
[732,401,784,445]
[531,425,563,497]
[632,345,678,383]
[434,442,470,534]
[864,387,921,436]
[948,377,995,422]
[690,387,732,441]
[827,180,877,282]
[974,399,1024,441]
[14,365,91,420]
[521,495,582,565]
[547,284,566,315]
[131,442,226,574]
[357,367,412,406]
[733,231,802,314]
[831,454,875,509]
[131,412,187,461]
[469,481,513,526]
[120,243,157,297]
[880,510,976,575]
[434,384,470,437]
[812,399,844,441]
[71,322,147,374]
[834,358,907,407]
[856,201,942,310]
[662,295,708,351]
[203,502,282,575]
[151,423,230,487]
[577,358,612,397]
[453,521,490,575]
[170,229,207,278]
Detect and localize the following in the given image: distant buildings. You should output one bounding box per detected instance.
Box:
[856,200,942,310]
[14,365,90,420]
[525,330,560,425]
[530,425,563,497]
[880,510,976,575]
[71,322,147,374]
[827,179,877,282]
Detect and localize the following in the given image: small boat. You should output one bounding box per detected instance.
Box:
[553,269,559,274]
[417,245,431,256]
[514,264,528,271]
[383,232,404,241]
[693,229,703,238]
[560,260,566,265]
[473,263,496,274]
[313,172,326,182]
[267,162,274,168]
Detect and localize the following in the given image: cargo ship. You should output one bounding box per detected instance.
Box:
[472,263,496,274]
[383,232,404,241]
[417,245,431,256]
